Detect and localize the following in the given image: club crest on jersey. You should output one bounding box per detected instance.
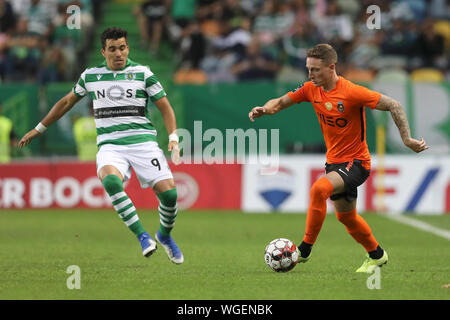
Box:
[126,73,136,81]
[325,102,333,111]
[337,101,344,113]
[290,83,304,93]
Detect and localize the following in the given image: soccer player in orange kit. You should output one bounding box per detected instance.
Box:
[249,44,429,273]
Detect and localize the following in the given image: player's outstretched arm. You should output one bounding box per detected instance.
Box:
[375,94,429,153]
[18,91,82,147]
[249,93,294,122]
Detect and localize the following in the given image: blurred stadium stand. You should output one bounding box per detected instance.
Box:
[0,0,448,84]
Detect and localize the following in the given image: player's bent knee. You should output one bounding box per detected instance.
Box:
[98,165,124,181]
[154,178,176,193]
[310,177,333,201]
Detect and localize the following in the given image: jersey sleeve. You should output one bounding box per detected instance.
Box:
[287,82,311,104]
[144,67,167,102]
[350,83,381,109]
[73,71,87,97]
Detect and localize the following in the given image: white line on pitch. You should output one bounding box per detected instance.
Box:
[382,214,450,241]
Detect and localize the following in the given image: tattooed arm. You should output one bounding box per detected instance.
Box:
[374,94,429,153]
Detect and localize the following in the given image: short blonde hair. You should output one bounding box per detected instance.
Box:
[306,44,338,65]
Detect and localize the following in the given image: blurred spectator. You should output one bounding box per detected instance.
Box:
[72,105,96,161]
[315,0,354,60]
[347,6,383,70]
[309,0,327,21]
[50,5,82,80]
[24,0,54,37]
[196,0,222,21]
[291,0,313,28]
[217,0,247,29]
[0,0,17,34]
[380,18,417,58]
[0,31,7,80]
[177,20,206,69]
[166,0,196,47]
[134,0,168,55]
[3,19,42,81]
[231,37,279,81]
[0,100,17,163]
[10,0,31,20]
[282,22,318,70]
[412,18,446,69]
[253,0,295,49]
[277,21,317,83]
[390,0,427,23]
[0,0,17,81]
[200,46,236,82]
[336,0,360,20]
[428,0,450,20]
[38,42,65,84]
[239,0,265,18]
[211,18,251,57]
[199,15,251,83]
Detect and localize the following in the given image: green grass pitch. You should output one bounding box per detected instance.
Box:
[0,209,449,300]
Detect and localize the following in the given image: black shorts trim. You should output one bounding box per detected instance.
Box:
[325,159,370,202]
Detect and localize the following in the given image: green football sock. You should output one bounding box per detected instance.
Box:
[102,174,146,237]
[157,188,178,236]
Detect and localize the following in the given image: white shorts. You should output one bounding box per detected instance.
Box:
[97,141,173,188]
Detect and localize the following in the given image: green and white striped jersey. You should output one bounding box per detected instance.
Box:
[73,58,166,148]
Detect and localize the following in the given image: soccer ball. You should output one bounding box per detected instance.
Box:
[264,238,299,272]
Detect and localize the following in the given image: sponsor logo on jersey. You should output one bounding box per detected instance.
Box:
[317,111,348,128]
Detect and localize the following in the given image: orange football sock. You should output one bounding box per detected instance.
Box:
[336,209,379,252]
[303,177,334,244]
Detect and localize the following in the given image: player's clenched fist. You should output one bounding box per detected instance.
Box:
[404,137,429,153]
[249,106,266,122]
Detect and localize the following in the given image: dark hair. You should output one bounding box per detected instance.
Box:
[306,44,338,65]
[101,27,128,49]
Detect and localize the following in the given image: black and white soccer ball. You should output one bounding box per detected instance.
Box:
[264,238,299,272]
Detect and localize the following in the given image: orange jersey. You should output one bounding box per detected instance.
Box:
[287,76,381,170]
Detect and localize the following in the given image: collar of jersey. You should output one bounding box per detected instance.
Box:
[321,76,342,94]
[101,58,133,71]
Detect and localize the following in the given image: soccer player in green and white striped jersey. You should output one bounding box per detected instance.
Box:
[19,27,183,264]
